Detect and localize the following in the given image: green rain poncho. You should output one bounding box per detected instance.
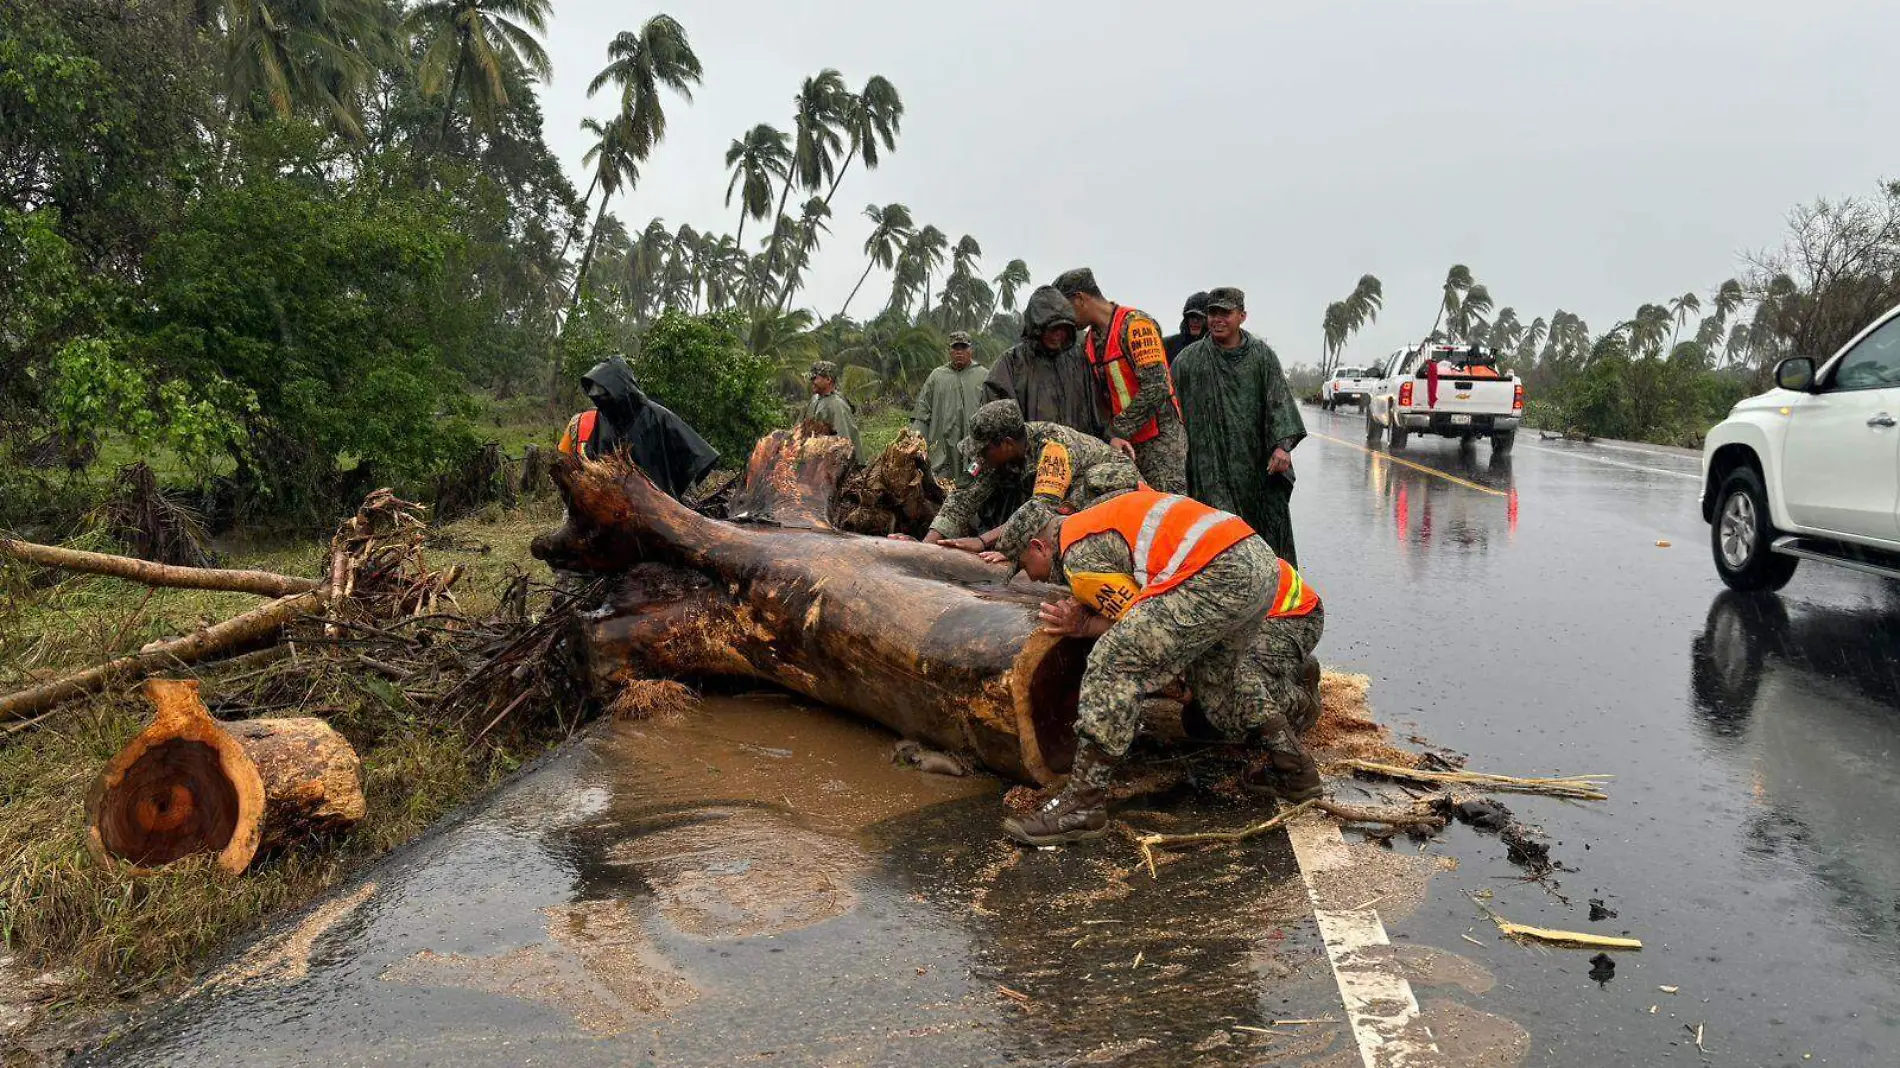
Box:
[807,390,864,461]
[909,361,988,482]
[1171,331,1307,565]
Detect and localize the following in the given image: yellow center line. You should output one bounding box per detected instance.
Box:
[1307,431,1509,497]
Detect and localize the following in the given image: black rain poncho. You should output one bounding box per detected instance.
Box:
[579,357,721,500]
[983,286,1106,440]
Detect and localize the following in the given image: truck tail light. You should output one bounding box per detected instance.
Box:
[1399,381,1414,407]
[1513,383,1525,411]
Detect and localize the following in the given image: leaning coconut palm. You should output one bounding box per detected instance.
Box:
[571,115,640,304]
[1429,264,1475,338]
[724,124,790,250]
[1698,279,1745,355]
[1628,303,1673,359]
[775,198,833,310]
[823,75,904,207]
[1516,316,1548,366]
[407,0,554,146]
[1449,283,1494,341]
[837,203,914,322]
[1666,291,1702,354]
[885,248,925,317]
[1320,302,1350,376]
[221,0,402,141]
[992,259,1032,314]
[765,70,848,288]
[587,14,701,161]
[907,225,948,319]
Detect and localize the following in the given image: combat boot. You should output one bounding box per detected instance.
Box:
[1293,656,1323,734]
[1242,733,1324,804]
[1003,742,1115,846]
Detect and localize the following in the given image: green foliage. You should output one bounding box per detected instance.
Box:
[635,310,781,460]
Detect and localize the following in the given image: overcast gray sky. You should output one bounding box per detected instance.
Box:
[540,0,1897,368]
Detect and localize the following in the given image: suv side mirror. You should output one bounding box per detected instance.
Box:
[1775,356,1816,392]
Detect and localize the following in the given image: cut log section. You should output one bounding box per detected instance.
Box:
[724,425,857,530]
[87,679,365,875]
[535,455,1090,784]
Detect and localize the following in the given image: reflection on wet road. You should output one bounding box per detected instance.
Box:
[1300,407,1900,1066]
[87,406,1900,1066]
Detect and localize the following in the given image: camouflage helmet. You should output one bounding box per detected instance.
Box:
[1051,267,1100,298]
[958,399,1027,461]
[809,359,840,379]
[995,499,1059,564]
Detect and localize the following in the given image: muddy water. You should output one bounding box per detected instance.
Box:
[86,694,1379,1067]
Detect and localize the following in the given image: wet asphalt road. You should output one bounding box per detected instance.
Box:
[86,404,1900,1066]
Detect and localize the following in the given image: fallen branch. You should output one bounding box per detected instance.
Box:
[0,591,322,723]
[0,538,317,598]
[1315,798,1448,831]
[1339,758,1611,800]
[1468,892,1642,950]
[1135,799,1319,877]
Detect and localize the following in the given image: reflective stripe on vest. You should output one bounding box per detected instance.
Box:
[1059,489,1253,605]
[1085,306,1181,445]
[558,410,600,457]
[1270,557,1320,618]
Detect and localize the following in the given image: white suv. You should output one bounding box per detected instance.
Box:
[1702,303,1900,590]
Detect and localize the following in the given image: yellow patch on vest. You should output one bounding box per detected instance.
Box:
[1069,571,1139,620]
[1033,440,1073,499]
[1127,317,1167,368]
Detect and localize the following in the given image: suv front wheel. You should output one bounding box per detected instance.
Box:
[1711,466,1798,592]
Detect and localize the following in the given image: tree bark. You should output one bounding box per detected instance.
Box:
[86,679,364,875]
[436,46,468,153]
[532,453,1089,784]
[0,591,322,723]
[1,538,318,597]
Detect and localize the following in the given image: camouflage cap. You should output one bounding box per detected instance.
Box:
[995,499,1058,564]
[1205,287,1245,312]
[1051,267,1100,298]
[809,360,839,379]
[958,399,1027,460]
[948,330,972,347]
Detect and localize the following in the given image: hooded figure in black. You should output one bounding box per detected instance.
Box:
[561,356,720,500]
[1164,291,1210,364]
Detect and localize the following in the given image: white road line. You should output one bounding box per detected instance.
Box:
[1286,815,1441,1067]
[1512,441,1701,482]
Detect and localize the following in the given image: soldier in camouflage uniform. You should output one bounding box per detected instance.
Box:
[920,400,1140,554]
[997,490,1324,847]
[1052,268,1188,494]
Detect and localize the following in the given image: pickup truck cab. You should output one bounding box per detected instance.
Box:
[1365,342,1524,453]
[1322,367,1379,410]
[1701,302,1900,590]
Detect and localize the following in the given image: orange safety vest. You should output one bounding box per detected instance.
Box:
[1060,490,1319,619]
[556,410,598,457]
[1085,306,1182,445]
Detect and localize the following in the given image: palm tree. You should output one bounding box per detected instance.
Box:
[220,0,401,141]
[837,203,914,321]
[1698,279,1745,354]
[1628,303,1673,358]
[586,15,701,160]
[822,75,904,207]
[407,0,554,147]
[571,115,640,304]
[1666,291,1702,354]
[907,225,948,319]
[993,259,1032,314]
[775,197,833,310]
[1448,283,1494,341]
[765,70,848,284]
[1488,306,1522,351]
[1429,264,1475,338]
[724,124,790,249]
[1516,316,1548,366]
[1321,301,1351,373]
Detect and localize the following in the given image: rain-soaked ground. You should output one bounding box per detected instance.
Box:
[84,406,1900,1066]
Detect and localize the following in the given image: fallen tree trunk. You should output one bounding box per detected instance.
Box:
[534,454,1089,784]
[86,679,364,874]
[0,538,317,597]
[0,591,321,723]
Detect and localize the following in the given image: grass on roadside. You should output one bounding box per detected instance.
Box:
[0,498,571,1008]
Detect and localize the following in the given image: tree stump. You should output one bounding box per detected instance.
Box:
[86,679,366,875]
[833,428,944,537]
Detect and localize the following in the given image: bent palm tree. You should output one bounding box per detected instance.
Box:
[1666,291,1701,353]
[587,14,701,160]
[724,123,790,249]
[221,0,401,141]
[823,75,904,207]
[908,225,948,319]
[1429,264,1474,338]
[571,115,640,304]
[765,70,848,289]
[837,203,914,322]
[993,259,1032,314]
[407,0,554,146]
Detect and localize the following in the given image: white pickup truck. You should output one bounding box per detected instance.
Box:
[1701,301,1900,590]
[1365,342,1524,453]
[1321,367,1380,410]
